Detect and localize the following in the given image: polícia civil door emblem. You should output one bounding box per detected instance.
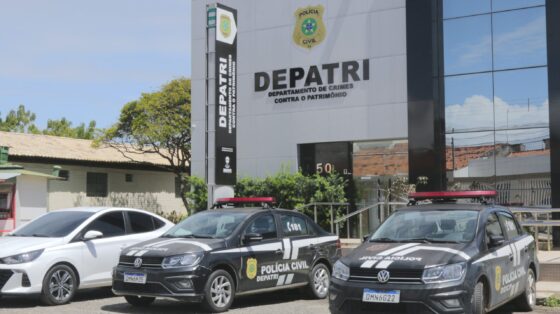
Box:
[293,5,326,49]
[495,266,502,292]
[247,258,258,280]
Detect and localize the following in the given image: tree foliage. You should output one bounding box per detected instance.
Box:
[99,78,192,214]
[0,104,97,139]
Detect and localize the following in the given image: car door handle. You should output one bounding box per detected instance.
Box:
[524,246,529,253]
[274,249,284,255]
[509,253,514,262]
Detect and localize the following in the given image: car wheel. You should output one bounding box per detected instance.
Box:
[307,263,330,299]
[124,295,155,307]
[202,270,235,313]
[472,281,486,314]
[515,268,536,311]
[40,264,78,305]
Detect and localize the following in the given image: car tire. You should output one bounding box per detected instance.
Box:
[472,281,486,314]
[124,295,155,307]
[202,269,235,313]
[40,264,78,306]
[515,268,536,311]
[307,263,330,299]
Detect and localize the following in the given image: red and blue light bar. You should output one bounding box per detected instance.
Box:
[409,190,497,200]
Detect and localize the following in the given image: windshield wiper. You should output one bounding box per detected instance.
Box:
[405,237,461,244]
[191,234,215,239]
[160,234,178,238]
[31,233,51,238]
[369,237,399,243]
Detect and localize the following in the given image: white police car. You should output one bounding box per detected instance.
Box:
[329,191,538,314]
[113,198,341,312]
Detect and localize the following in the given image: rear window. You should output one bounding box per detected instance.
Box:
[128,212,155,233]
[281,214,309,237]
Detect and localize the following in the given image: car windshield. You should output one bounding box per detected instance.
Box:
[370,210,479,243]
[11,211,94,238]
[163,211,249,239]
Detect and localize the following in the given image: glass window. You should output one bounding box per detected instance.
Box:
[492,0,544,12]
[281,214,309,237]
[494,67,549,130]
[11,211,94,238]
[443,0,491,19]
[86,172,108,197]
[446,131,496,179]
[445,73,494,133]
[86,211,126,238]
[164,211,248,239]
[245,214,277,240]
[444,15,492,75]
[486,213,504,245]
[153,217,166,229]
[498,212,521,239]
[370,210,479,243]
[128,212,155,233]
[59,170,69,181]
[0,193,7,209]
[493,7,547,70]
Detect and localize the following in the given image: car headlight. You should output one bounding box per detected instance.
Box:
[422,262,466,284]
[1,249,44,264]
[332,260,350,281]
[162,253,203,269]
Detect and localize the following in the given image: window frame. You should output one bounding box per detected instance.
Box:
[242,213,279,243]
[126,211,156,234]
[485,212,506,249]
[497,211,523,240]
[86,172,108,197]
[80,211,127,239]
[279,213,311,238]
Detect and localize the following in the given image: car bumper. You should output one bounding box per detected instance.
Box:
[112,265,209,302]
[329,278,472,314]
[0,262,45,295]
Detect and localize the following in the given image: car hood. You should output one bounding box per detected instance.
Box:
[342,241,477,270]
[122,237,227,257]
[0,236,65,258]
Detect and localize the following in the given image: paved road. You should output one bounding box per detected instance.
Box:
[0,288,556,313]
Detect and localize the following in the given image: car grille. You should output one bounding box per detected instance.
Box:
[349,267,424,284]
[0,270,13,290]
[113,280,170,295]
[119,256,164,269]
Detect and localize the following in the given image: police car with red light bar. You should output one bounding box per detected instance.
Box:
[112,197,341,312]
[329,191,538,314]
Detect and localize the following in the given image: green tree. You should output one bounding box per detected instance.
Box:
[0,105,40,133]
[43,118,97,139]
[99,78,192,214]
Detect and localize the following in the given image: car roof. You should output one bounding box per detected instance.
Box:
[208,207,304,215]
[399,202,508,212]
[53,207,146,213]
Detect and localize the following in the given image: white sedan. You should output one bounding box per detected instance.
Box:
[0,207,173,305]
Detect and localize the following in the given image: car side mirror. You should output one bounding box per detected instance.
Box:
[83,230,103,241]
[362,234,371,243]
[489,235,505,248]
[244,233,263,244]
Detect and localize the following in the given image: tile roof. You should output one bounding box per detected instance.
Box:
[0,131,172,167]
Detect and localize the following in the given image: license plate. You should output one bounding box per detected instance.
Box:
[362,289,400,303]
[124,272,146,284]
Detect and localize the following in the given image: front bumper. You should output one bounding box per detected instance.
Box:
[112,265,210,302]
[329,278,472,314]
[0,262,45,295]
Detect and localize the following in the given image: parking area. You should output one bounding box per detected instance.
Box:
[0,288,555,314]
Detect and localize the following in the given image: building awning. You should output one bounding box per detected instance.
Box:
[0,173,19,181]
[0,169,61,181]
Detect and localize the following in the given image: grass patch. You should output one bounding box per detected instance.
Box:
[544,296,560,307]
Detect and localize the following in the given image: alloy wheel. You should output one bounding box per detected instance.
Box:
[210,275,232,308]
[313,267,329,297]
[48,269,74,302]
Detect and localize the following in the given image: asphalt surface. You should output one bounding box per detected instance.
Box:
[0,288,557,314]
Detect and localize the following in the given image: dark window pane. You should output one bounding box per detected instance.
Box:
[493,7,547,70]
[445,73,494,133]
[86,211,125,237]
[494,128,550,206]
[125,174,133,182]
[153,217,166,229]
[498,213,521,239]
[245,214,277,240]
[128,212,155,233]
[86,172,108,197]
[59,170,69,181]
[444,15,492,75]
[446,132,496,187]
[443,0,491,19]
[492,0,544,12]
[486,214,504,245]
[494,67,549,130]
[281,214,309,237]
[12,211,94,237]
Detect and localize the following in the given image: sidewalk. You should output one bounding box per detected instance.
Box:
[537,281,560,299]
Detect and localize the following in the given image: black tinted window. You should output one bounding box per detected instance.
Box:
[498,213,521,239]
[486,214,504,245]
[12,211,94,237]
[128,212,155,233]
[245,214,277,240]
[86,211,125,237]
[153,217,166,229]
[281,214,309,237]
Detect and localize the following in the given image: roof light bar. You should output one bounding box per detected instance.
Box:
[215,197,276,204]
[409,190,497,200]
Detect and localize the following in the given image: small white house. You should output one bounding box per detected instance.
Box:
[0,132,187,230]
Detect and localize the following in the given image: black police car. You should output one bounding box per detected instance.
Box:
[329,191,538,314]
[112,198,341,312]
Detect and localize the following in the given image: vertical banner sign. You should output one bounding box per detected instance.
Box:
[215,4,238,185]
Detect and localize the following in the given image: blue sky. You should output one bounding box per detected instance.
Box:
[0,0,191,129]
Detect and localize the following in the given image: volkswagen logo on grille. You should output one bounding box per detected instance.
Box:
[377,270,390,283]
[134,258,143,268]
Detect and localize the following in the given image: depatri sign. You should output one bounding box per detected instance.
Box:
[215,4,237,186]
